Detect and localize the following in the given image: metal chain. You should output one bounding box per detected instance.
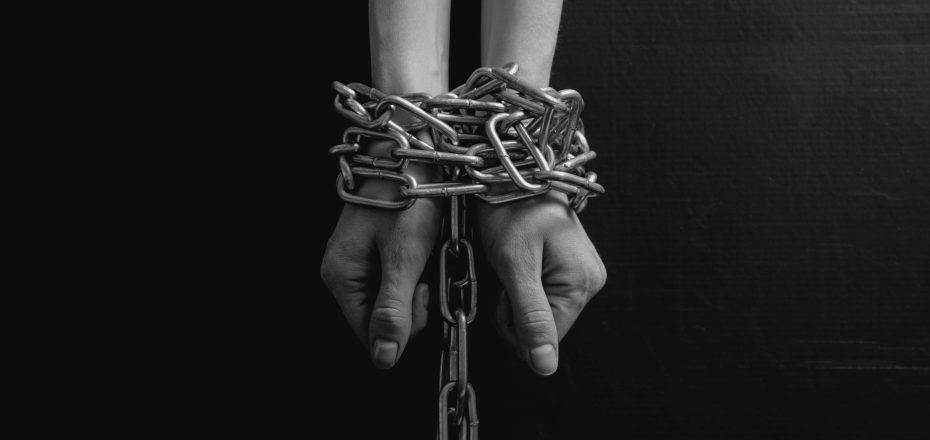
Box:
[328,63,605,439]
[437,194,478,439]
[329,63,605,212]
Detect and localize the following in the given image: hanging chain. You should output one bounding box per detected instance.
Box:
[437,195,478,439]
[328,63,605,439]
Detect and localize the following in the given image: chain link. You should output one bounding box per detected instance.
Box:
[329,63,604,439]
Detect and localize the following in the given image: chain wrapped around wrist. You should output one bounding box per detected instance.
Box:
[328,63,604,440]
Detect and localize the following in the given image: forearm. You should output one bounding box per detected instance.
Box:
[370,0,451,96]
[481,0,563,88]
[364,0,452,190]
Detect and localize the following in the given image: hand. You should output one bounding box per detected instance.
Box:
[321,137,442,369]
[476,191,606,376]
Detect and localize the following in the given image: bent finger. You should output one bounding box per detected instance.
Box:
[368,241,431,369]
[321,241,376,348]
[500,269,560,376]
[411,281,430,337]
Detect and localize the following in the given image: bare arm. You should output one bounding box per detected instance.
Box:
[477,0,606,377]
[371,0,451,96]
[481,0,563,87]
[322,0,451,370]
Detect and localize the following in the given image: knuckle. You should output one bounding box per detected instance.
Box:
[561,291,588,311]
[320,256,365,295]
[319,257,342,290]
[370,303,410,329]
[589,260,607,293]
[320,237,369,294]
[556,261,605,304]
[517,309,554,333]
[575,258,607,297]
[323,234,342,258]
[560,267,592,290]
[320,237,346,285]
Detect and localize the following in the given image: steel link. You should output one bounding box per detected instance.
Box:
[458,80,506,101]
[570,171,599,213]
[535,169,606,194]
[438,383,479,440]
[338,156,354,190]
[554,150,597,171]
[375,96,459,144]
[334,95,394,129]
[392,149,485,168]
[489,67,568,111]
[437,113,491,126]
[423,98,508,113]
[450,195,461,253]
[486,113,549,192]
[454,309,468,403]
[439,239,477,325]
[335,169,418,210]
[340,126,409,169]
[493,89,547,115]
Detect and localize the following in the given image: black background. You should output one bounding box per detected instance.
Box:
[312,1,929,438]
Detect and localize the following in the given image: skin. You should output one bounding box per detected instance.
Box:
[321,0,606,376]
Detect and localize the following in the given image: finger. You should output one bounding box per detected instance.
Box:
[542,229,607,341]
[540,264,586,343]
[494,288,519,350]
[368,240,430,369]
[411,282,430,337]
[509,280,559,375]
[320,237,376,347]
[547,294,585,341]
[497,253,560,376]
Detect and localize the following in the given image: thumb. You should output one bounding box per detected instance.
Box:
[498,264,560,376]
[368,244,428,369]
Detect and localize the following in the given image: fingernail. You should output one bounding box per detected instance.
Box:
[371,338,398,369]
[529,344,558,376]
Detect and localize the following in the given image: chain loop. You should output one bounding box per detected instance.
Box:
[439,238,477,325]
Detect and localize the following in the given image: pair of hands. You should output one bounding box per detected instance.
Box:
[321,138,606,376]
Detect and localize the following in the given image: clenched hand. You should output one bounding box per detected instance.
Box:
[476,191,606,376]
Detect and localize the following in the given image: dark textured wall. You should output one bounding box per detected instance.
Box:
[314,1,929,438]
